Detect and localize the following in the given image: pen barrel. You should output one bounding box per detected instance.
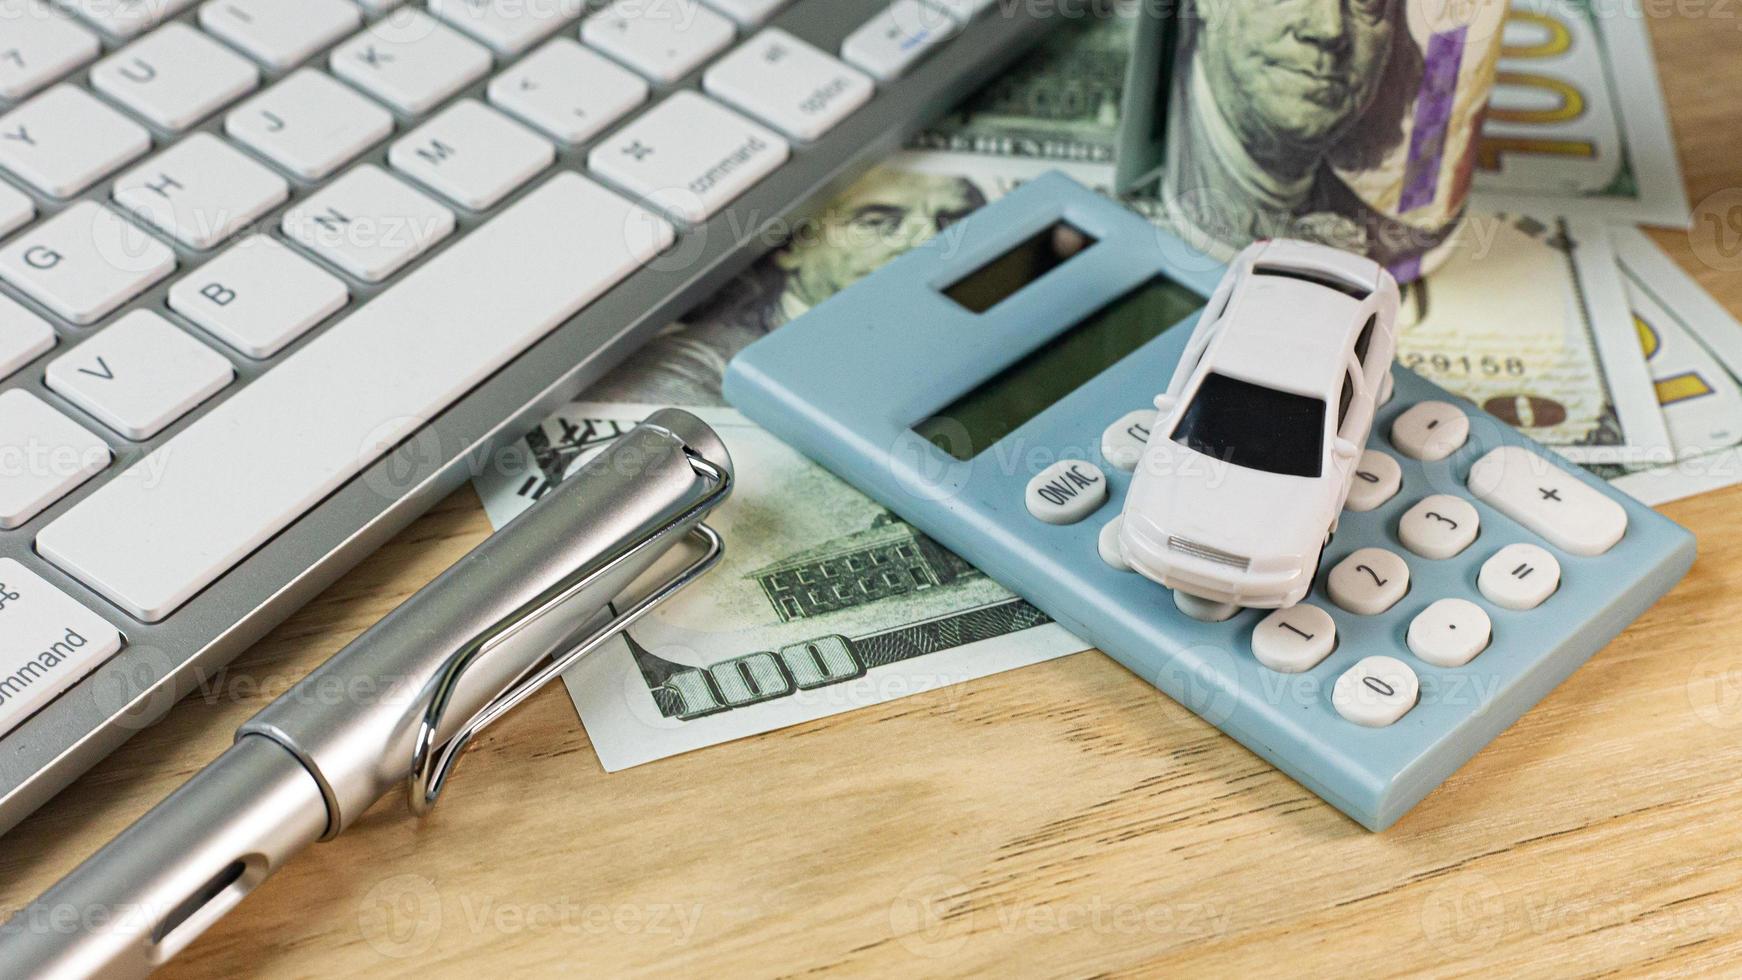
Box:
[239,409,732,837]
[0,736,327,980]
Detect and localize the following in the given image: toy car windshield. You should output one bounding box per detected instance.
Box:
[1170,373,1326,478]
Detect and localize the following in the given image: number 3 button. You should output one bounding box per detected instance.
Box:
[1327,547,1410,615]
[1399,494,1479,559]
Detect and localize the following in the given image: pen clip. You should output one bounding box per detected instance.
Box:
[406,451,731,816]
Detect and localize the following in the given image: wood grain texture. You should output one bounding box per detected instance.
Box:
[5,13,1742,977]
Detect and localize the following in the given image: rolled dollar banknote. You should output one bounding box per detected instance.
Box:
[1135,0,1510,280]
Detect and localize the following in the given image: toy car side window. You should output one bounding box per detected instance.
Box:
[1353,314,1377,368]
[1338,372,1356,430]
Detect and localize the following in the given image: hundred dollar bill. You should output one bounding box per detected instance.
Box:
[1600,228,1742,504]
[1395,210,1671,464]
[1473,1,1690,228]
[904,2,1134,179]
[474,405,1088,772]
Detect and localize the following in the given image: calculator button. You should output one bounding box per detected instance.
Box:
[1251,603,1335,673]
[0,557,125,740]
[1333,656,1419,727]
[1025,459,1106,525]
[1174,590,1239,623]
[1478,542,1560,611]
[1097,516,1129,570]
[45,310,235,440]
[0,390,109,529]
[0,293,56,380]
[1398,494,1479,559]
[1344,449,1400,512]
[1390,400,1468,461]
[704,30,874,142]
[1407,598,1491,668]
[1467,445,1627,556]
[1100,409,1155,471]
[1327,547,1409,615]
[588,91,790,224]
[841,0,957,82]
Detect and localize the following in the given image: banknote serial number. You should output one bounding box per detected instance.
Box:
[1401,353,1526,377]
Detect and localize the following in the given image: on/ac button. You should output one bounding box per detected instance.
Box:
[1025,459,1108,525]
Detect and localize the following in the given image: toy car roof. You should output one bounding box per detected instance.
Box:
[1202,259,1376,397]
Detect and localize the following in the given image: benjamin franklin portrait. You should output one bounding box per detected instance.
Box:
[1163,0,1461,272]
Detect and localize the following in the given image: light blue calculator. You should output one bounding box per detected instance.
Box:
[723,172,1695,830]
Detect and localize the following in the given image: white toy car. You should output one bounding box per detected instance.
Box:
[1118,239,1400,609]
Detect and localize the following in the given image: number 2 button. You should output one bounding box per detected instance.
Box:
[1327,547,1410,615]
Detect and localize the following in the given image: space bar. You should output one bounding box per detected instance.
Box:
[38,173,676,622]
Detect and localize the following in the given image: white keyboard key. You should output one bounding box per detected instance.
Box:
[59,0,197,38]
[0,558,124,738]
[589,91,788,223]
[1251,603,1336,674]
[1327,546,1410,616]
[0,85,152,198]
[486,37,647,145]
[282,164,455,282]
[1407,598,1492,668]
[429,0,582,55]
[0,392,109,528]
[46,309,234,439]
[112,133,290,250]
[1397,494,1479,560]
[1390,400,1468,462]
[330,11,492,116]
[582,0,735,84]
[226,69,395,181]
[1333,656,1418,728]
[1468,445,1627,556]
[39,173,675,621]
[841,0,956,81]
[0,202,176,324]
[169,235,348,358]
[1478,542,1561,611]
[1343,448,1401,512]
[925,0,997,19]
[198,0,362,70]
[704,29,872,141]
[0,181,34,239]
[91,22,260,131]
[389,99,553,210]
[0,1,100,100]
[0,291,55,378]
[703,0,785,25]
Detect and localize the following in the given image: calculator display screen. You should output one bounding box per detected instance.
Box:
[915,276,1206,461]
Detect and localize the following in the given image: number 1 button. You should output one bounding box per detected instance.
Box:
[1252,603,1336,673]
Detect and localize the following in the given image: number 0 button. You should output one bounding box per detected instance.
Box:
[1344,449,1401,512]
[1334,656,1419,727]
[1327,547,1410,615]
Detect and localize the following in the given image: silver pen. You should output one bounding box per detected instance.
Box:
[0,409,734,980]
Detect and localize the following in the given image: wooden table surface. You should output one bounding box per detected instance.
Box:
[5,12,1742,978]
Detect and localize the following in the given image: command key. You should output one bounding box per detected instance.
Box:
[0,558,124,738]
